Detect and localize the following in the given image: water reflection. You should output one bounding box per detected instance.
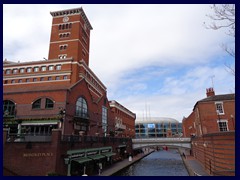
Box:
[114,149,189,176]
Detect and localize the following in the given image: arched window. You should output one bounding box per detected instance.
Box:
[32,99,41,109]
[3,100,15,117]
[45,98,54,109]
[76,97,88,118]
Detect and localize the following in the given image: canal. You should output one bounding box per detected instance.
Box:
[114,149,189,176]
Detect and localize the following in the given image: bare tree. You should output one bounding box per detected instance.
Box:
[204,4,235,76]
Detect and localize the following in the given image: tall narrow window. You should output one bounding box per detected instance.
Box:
[102,106,108,136]
[76,97,88,118]
[215,102,224,114]
[32,99,41,109]
[45,98,54,109]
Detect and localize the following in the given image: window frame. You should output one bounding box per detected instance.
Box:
[45,98,54,109]
[32,99,41,109]
[75,97,88,118]
[215,102,224,115]
[217,120,228,132]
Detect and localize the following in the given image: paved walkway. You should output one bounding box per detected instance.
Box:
[96,149,210,176]
[183,155,210,176]
[99,150,154,176]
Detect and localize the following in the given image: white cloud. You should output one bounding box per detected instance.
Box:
[3,4,235,122]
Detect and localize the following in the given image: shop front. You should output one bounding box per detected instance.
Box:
[64,146,116,176]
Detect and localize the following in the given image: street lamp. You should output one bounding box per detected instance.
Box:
[64,158,71,176]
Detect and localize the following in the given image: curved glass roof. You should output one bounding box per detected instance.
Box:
[135,117,180,124]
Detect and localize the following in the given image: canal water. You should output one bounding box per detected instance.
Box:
[114,149,189,176]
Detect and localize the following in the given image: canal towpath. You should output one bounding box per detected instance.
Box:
[98,148,210,176]
[99,149,154,176]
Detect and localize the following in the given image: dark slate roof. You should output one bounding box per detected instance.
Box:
[193,93,235,110]
[198,93,235,102]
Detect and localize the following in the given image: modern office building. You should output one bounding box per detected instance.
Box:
[3,7,135,176]
[135,117,182,138]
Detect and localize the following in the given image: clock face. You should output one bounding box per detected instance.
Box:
[63,16,69,23]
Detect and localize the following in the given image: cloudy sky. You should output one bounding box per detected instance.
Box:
[3,4,235,121]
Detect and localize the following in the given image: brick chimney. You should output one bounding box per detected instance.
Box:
[206,87,215,97]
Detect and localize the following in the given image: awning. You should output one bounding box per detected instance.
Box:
[102,152,116,157]
[88,154,105,160]
[21,120,58,126]
[72,157,92,164]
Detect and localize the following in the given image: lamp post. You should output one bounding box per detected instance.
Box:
[64,158,71,176]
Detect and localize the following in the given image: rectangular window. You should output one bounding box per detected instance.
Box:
[27,67,32,73]
[40,77,44,81]
[55,76,60,80]
[41,66,46,71]
[102,106,108,136]
[18,79,22,83]
[63,75,68,79]
[218,120,228,132]
[215,102,224,114]
[56,65,61,70]
[48,77,52,81]
[6,69,11,74]
[33,78,37,82]
[20,68,25,73]
[11,80,15,84]
[48,66,54,71]
[13,69,18,74]
[34,67,39,72]
[26,79,30,82]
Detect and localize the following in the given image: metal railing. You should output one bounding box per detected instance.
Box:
[6,133,52,142]
[61,135,131,144]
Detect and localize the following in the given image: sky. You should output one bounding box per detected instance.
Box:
[3,4,235,122]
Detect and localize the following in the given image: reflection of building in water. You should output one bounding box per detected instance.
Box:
[135,117,182,138]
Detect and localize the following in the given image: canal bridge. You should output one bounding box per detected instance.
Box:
[132,138,191,149]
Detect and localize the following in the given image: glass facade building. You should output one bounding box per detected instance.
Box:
[135,117,182,138]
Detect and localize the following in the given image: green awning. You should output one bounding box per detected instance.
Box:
[88,154,105,160]
[102,152,116,157]
[73,157,92,164]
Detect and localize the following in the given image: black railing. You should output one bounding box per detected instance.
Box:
[61,135,131,144]
[6,133,52,142]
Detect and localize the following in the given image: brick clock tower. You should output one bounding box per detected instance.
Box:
[48,7,92,66]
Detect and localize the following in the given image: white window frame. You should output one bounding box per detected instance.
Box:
[215,101,224,115]
[217,119,228,132]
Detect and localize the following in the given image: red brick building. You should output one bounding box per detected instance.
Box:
[182,88,235,176]
[109,100,136,138]
[3,7,135,176]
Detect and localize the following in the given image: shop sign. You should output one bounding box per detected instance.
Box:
[23,152,53,157]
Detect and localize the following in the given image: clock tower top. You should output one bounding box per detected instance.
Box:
[48,7,92,66]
